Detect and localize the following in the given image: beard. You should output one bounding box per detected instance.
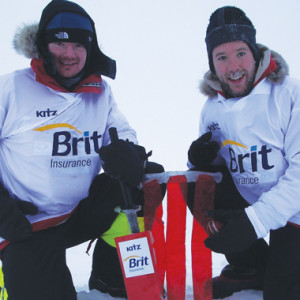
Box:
[220,71,256,99]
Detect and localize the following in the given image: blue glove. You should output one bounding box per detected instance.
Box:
[204,209,258,255]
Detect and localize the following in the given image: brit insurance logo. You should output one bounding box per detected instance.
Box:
[222,139,274,185]
[33,123,102,169]
[34,123,102,156]
[118,237,154,278]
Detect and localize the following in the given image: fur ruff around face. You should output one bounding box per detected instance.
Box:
[12,19,116,80]
[13,23,39,59]
[200,44,290,98]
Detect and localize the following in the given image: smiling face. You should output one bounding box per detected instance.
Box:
[48,42,87,78]
[212,41,257,98]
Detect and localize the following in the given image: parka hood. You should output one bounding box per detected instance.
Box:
[200,44,289,98]
[13,0,116,80]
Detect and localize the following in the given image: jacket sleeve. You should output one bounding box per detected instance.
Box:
[250,81,300,236]
[101,82,137,147]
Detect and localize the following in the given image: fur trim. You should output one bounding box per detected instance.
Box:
[12,19,116,80]
[200,44,290,98]
[13,22,39,59]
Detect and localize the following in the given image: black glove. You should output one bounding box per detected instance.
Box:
[0,184,38,242]
[144,161,166,199]
[188,131,220,169]
[204,209,258,255]
[145,161,164,174]
[98,139,149,187]
[17,199,39,215]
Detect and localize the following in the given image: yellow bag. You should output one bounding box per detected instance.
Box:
[101,212,144,247]
[0,266,7,300]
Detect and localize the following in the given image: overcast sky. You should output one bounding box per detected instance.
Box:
[1,0,300,171]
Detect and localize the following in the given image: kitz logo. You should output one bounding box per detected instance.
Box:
[126,244,141,251]
[207,122,220,131]
[223,140,274,173]
[33,123,102,156]
[36,109,58,117]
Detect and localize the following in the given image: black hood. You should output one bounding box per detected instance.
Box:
[36,0,116,79]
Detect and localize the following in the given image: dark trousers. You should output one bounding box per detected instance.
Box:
[215,167,300,300]
[1,174,129,300]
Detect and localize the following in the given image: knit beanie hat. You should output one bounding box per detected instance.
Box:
[205,6,261,73]
[44,12,93,51]
[36,0,116,79]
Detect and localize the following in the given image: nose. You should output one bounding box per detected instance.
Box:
[227,56,240,72]
[62,44,76,58]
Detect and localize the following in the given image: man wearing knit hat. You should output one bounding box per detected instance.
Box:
[188,6,300,300]
[0,0,164,299]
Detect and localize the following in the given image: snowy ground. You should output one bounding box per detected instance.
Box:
[68,209,264,300]
[69,243,263,299]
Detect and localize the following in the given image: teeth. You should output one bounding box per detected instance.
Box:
[229,71,244,80]
[61,62,74,66]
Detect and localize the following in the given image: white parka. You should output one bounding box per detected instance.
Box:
[0,23,136,244]
[194,45,300,238]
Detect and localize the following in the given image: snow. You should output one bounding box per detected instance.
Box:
[67,209,264,299]
[1,0,297,299]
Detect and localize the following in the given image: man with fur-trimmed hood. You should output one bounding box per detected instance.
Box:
[0,1,164,299]
[188,6,300,300]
